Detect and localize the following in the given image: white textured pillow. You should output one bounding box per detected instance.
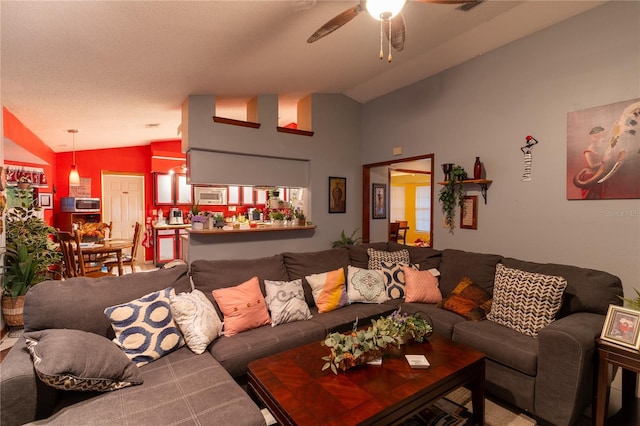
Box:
[170,289,222,354]
[264,279,312,326]
[367,248,410,270]
[347,265,388,304]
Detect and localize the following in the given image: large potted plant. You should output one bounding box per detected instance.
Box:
[2,187,61,326]
[330,228,362,248]
[438,165,467,231]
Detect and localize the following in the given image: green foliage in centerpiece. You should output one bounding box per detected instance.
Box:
[321,309,432,374]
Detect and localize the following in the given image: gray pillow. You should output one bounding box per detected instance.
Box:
[23,329,143,392]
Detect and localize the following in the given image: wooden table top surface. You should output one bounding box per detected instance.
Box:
[247,333,485,426]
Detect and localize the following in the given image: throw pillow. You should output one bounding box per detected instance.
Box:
[212,276,271,336]
[367,248,410,270]
[438,277,492,321]
[346,265,388,304]
[305,267,349,313]
[487,264,568,337]
[404,267,443,304]
[170,289,223,354]
[379,261,419,299]
[23,329,143,392]
[104,287,185,367]
[264,279,313,326]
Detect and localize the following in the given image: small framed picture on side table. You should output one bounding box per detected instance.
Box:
[600,305,640,350]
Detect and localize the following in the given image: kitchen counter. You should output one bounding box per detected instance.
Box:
[153,223,192,229]
[188,224,316,234]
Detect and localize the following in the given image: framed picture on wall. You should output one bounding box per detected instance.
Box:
[372,183,387,219]
[38,193,53,209]
[329,177,346,213]
[460,195,478,229]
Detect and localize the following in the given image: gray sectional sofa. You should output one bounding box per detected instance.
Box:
[1,242,623,426]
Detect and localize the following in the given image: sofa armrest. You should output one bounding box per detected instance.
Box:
[0,337,57,426]
[535,312,604,426]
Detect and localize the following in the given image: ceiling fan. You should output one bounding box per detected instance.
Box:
[307,0,482,62]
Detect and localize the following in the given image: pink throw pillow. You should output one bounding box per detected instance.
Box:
[212,277,271,337]
[403,267,442,304]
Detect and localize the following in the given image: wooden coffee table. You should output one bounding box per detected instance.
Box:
[247,333,485,425]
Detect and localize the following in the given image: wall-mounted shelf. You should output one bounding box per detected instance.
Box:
[437,179,493,204]
[276,126,314,137]
[212,116,261,129]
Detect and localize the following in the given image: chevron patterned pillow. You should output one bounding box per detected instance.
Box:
[487,264,568,337]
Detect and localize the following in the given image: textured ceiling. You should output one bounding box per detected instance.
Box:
[1,0,605,158]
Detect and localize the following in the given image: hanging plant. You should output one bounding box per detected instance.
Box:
[438,165,467,230]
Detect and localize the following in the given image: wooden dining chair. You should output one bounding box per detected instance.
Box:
[105,222,141,274]
[397,221,408,245]
[388,222,400,243]
[56,231,110,278]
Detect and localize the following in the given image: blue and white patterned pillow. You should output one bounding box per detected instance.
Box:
[264,279,312,326]
[347,265,388,304]
[379,261,419,299]
[105,287,185,367]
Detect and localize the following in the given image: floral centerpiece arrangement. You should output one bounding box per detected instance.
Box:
[321,309,432,374]
[77,222,109,242]
[191,215,207,229]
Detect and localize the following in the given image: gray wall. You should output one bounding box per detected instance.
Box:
[183,94,363,260]
[362,1,640,296]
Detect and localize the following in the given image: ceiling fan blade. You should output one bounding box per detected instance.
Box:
[383,14,406,52]
[307,4,363,44]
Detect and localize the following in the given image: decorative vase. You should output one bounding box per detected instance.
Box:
[473,157,482,180]
[441,163,454,181]
[1,295,25,327]
[192,222,204,230]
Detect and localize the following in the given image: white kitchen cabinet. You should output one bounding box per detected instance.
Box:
[154,173,191,206]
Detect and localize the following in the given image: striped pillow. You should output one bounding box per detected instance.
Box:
[487,264,567,337]
[306,267,348,313]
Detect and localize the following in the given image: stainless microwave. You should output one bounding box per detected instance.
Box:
[60,197,101,212]
[194,187,227,205]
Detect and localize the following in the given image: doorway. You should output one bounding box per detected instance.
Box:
[362,155,434,245]
[101,172,145,262]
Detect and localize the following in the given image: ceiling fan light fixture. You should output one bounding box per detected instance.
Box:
[366,0,406,21]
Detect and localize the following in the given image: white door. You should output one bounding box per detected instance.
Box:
[102,173,145,263]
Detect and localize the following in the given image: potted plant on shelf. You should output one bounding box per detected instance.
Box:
[438,165,467,231]
[191,215,207,230]
[2,188,61,327]
[330,228,362,248]
[294,209,306,226]
[213,213,225,228]
[270,210,284,227]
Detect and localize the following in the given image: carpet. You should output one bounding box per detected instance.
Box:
[403,387,537,426]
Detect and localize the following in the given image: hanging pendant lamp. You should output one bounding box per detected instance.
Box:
[68,129,80,186]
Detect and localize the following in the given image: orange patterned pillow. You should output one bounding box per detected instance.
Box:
[305,267,348,313]
[437,277,492,321]
[212,277,271,336]
[404,267,442,304]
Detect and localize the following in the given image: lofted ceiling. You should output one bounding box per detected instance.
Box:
[1,0,605,156]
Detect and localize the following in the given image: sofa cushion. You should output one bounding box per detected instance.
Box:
[501,257,623,317]
[208,320,327,378]
[309,303,396,334]
[399,303,466,339]
[404,267,443,304]
[170,289,223,355]
[346,265,388,303]
[388,242,442,271]
[23,329,143,392]
[264,279,312,326]
[212,277,271,337]
[282,248,351,307]
[306,267,349,313]
[38,347,266,426]
[345,242,388,269]
[438,277,492,321]
[24,265,191,339]
[453,320,539,376]
[190,255,289,317]
[379,261,418,299]
[438,249,503,296]
[104,287,185,367]
[488,264,567,337]
[367,248,410,270]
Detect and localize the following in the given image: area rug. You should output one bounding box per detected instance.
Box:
[403,387,537,426]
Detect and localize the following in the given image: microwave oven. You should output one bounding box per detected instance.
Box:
[60,197,101,212]
[194,187,227,205]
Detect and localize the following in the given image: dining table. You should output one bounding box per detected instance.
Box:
[80,239,134,276]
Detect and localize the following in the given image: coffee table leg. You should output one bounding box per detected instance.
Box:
[468,361,485,425]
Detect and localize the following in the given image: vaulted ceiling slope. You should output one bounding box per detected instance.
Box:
[1,1,605,153]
